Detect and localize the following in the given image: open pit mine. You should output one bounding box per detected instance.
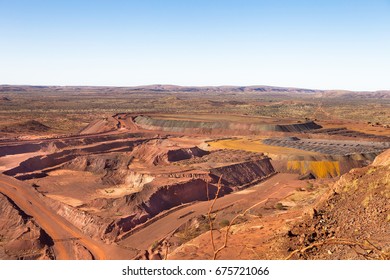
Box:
[0,112,389,260]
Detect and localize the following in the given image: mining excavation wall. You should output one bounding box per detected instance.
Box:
[134,115,321,135]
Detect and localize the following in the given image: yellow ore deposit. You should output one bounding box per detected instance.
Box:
[287,161,341,178]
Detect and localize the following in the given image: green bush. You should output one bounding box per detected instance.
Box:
[275,203,285,210]
[219,219,230,228]
[306,183,314,191]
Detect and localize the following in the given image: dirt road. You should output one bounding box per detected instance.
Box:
[119,173,297,251]
[0,175,108,260]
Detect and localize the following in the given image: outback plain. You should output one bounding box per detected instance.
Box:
[0,84,389,260]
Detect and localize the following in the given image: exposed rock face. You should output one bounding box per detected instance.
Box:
[133,115,321,135]
[103,179,221,238]
[63,154,133,186]
[56,155,275,241]
[0,193,54,260]
[62,144,209,186]
[4,138,146,178]
[210,158,274,188]
[124,172,154,190]
[42,195,108,241]
[0,142,53,157]
[0,133,140,157]
[101,157,274,239]
[285,148,390,259]
[129,140,209,165]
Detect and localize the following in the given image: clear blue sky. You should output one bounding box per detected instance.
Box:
[1,0,389,90]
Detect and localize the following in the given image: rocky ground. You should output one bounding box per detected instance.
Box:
[0,193,54,260]
[283,149,390,260]
[159,149,390,260]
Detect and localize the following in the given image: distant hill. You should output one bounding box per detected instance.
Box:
[0,84,389,98]
[129,84,319,94]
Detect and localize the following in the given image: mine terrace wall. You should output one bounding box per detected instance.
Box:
[133,115,322,135]
[0,132,146,157]
[102,178,222,238]
[209,158,275,188]
[42,194,109,241]
[101,158,275,239]
[4,139,147,178]
[167,147,209,162]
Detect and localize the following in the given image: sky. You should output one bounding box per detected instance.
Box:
[0,0,389,90]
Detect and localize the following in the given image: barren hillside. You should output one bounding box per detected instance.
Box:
[284,149,390,260]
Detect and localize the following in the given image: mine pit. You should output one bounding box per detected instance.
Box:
[1,132,275,248]
[0,110,388,260]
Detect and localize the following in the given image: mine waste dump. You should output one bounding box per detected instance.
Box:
[133,115,322,135]
[263,137,390,156]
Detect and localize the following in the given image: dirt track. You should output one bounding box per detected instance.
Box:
[0,175,108,259]
[119,173,297,252]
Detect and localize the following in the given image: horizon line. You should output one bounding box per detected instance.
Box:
[1,83,389,93]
